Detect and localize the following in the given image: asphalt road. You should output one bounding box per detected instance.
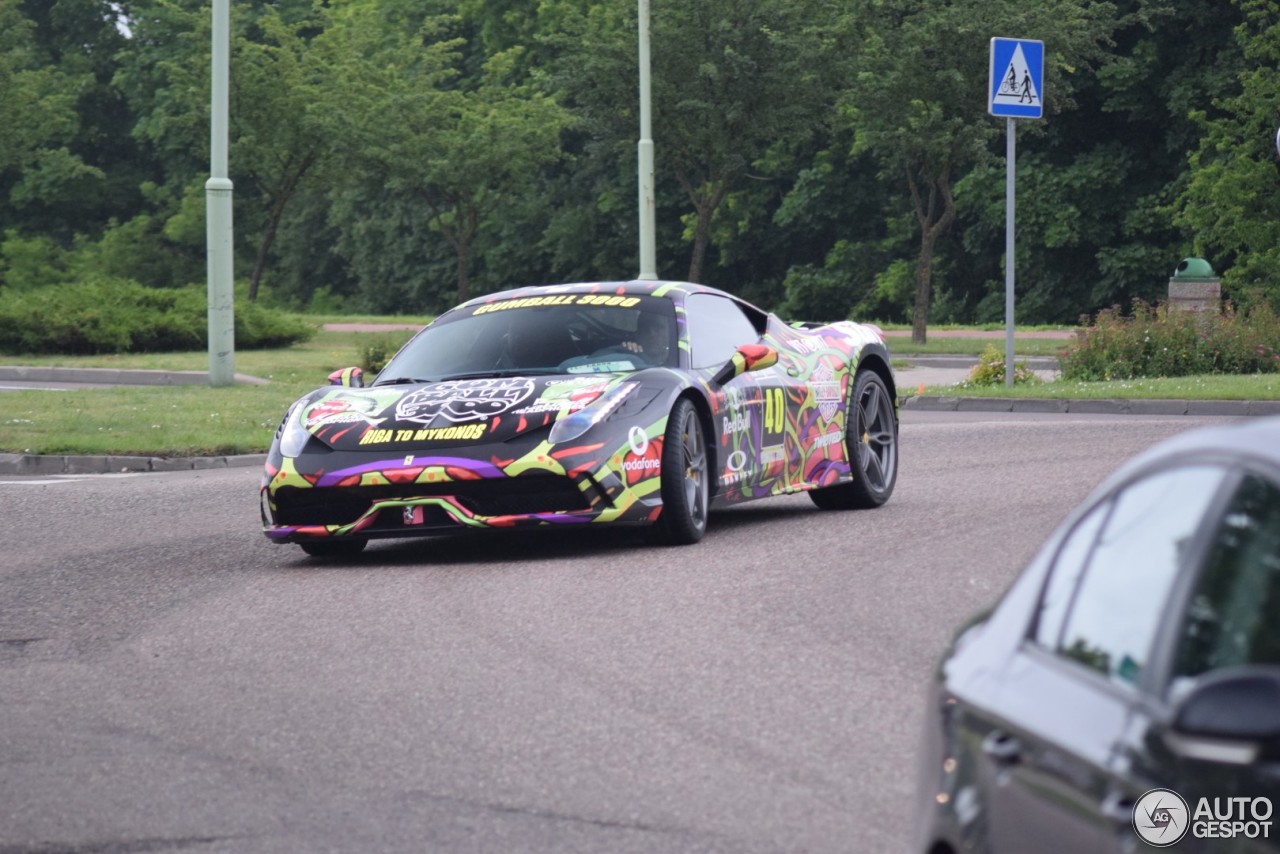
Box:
[0,411,1239,854]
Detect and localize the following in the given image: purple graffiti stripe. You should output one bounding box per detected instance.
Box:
[532,513,593,524]
[806,457,851,484]
[315,456,506,488]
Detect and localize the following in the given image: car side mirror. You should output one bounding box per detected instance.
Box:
[328,367,365,388]
[1165,666,1280,765]
[712,344,779,386]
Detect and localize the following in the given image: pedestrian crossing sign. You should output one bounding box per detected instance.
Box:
[989,38,1044,119]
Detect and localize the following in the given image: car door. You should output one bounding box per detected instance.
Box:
[1112,464,1280,853]
[967,463,1232,853]
[684,293,799,493]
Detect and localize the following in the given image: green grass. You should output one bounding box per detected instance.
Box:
[0,327,389,457]
[885,336,1069,357]
[0,323,1274,458]
[302,312,430,327]
[876,322,1073,333]
[3,327,414,380]
[922,373,1280,401]
[0,383,314,457]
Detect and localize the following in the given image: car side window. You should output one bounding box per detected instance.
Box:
[1033,500,1110,649]
[684,293,761,369]
[1043,465,1229,687]
[1171,472,1280,681]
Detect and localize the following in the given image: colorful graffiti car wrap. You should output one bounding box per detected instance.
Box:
[262,281,897,553]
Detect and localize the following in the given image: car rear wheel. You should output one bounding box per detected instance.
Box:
[810,368,898,510]
[650,398,709,545]
[299,539,368,558]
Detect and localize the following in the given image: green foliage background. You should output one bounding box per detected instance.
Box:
[0,279,315,355]
[0,0,1276,344]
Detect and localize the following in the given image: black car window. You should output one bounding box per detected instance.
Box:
[1032,499,1110,649]
[684,293,762,369]
[1171,472,1280,682]
[376,295,678,380]
[1052,465,1229,687]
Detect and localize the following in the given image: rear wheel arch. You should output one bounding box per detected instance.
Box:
[856,350,897,403]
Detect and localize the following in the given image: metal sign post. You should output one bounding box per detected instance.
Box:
[989,38,1043,386]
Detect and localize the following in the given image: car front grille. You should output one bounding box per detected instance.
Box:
[273,475,591,528]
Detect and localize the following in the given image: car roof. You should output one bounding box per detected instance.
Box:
[1098,416,1280,493]
[459,280,748,309]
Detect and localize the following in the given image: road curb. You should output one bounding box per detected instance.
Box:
[0,452,267,476]
[903,396,1280,417]
[0,366,270,386]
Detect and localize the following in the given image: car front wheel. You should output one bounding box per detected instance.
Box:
[650,397,709,545]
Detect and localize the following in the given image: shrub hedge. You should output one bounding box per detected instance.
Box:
[961,344,1041,386]
[1060,299,1280,381]
[0,278,315,355]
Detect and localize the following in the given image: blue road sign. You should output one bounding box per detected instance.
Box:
[989,38,1044,119]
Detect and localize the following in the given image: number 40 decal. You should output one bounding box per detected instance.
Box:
[762,387,786,437]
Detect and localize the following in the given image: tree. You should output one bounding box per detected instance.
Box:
[14,0,146,241]
[840,0,1121,342]
[552,0,837,285]
[0,0,101,253]
[1174,0,1280,308]
[943,0,1244,325]
[233,8,332,301]
[315,12,572,305]
[652,0,837,283]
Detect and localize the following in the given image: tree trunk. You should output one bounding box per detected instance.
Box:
[248,210,280,303]
[911,230,937,345]
[906,164,956,345]
[688,210,710,284]
[247,152,316,303]
[670,171,732,285]
[456,241,471,305]
[421,189,480,305]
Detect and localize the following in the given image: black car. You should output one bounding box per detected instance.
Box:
[261,281,897,557]
[917,417,1280,853]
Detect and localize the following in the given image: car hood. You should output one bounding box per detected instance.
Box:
[293,374,621,452]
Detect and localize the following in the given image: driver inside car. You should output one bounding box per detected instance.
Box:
[620,311,672,366]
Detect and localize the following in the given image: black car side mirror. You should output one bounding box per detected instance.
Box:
[712,344,779,386]
[1166,666,1280,765]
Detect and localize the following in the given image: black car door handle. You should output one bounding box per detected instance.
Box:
[982,730,1023,764]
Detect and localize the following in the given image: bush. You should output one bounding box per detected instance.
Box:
[358,332,414,374]
[961,344,1041,386]
[0,279,315,355]
[0,230,71,290]
[1060,299,1280,381]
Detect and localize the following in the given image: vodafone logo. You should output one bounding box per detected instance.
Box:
[628,425,649,456]
[623,426,660,475]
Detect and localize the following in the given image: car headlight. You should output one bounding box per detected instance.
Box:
[549,382,637,445]
[279,401,311,457]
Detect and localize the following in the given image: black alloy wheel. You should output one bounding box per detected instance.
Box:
[651,397,709,545]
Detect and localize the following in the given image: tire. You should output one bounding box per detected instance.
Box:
[649,398,710,545]
[810,368,898,510]
[299,538,368,558]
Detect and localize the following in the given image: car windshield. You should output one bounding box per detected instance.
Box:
[376,294,678,384]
